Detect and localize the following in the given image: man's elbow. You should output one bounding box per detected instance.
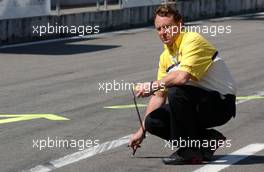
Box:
[177,71,191,85]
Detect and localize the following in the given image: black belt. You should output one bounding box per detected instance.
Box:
[212,51,218,61]
[166,51,219,73]
[166,63,177,73]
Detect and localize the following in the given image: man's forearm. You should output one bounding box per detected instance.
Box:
[138,91,166,132]
[145,94,166,117]
[152,71,191,91]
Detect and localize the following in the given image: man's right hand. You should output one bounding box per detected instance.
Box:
[128,129,145,153]
[128,91,167,155]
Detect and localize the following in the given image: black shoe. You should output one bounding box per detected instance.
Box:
[162,148,203,165]
[200,129,226,161]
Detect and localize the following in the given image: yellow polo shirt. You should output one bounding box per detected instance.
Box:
[157,31,217,81]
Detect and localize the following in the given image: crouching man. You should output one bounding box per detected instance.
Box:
[129,5,236,165]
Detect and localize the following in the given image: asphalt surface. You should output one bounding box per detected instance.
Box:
[0,13,264,172]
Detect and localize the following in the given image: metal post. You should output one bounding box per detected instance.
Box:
[104,0,107,10]
[118,0,122,8]
[96,0,100,11]
[56,0,60,15]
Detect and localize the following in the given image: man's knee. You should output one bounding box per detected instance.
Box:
[167,86,188,102]
[167,87,178,99]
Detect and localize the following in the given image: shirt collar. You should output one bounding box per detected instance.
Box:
[164,31,185,55]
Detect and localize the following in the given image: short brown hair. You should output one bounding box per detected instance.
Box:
[154,5,182,22]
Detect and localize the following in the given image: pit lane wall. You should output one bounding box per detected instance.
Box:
[1,0,264,45]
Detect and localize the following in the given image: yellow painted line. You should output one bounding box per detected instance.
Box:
[104,96,264,109]
[104,104,147,109]
[236,96,264,100]
[0,114,69,124]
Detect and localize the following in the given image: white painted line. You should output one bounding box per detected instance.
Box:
[24,135,131,172]
[194,143,264,172]
[51,134,131,168]
[24,165,51,172]
[23,90,264,172]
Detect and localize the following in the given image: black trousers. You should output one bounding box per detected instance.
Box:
[144,85,236,141]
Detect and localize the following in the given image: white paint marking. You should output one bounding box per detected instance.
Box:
[213,159,227,163]
[51,134,131,168]
[23,165,51,172]
[24,135,131,172]
[23,90,264,172]
[194,143,264,172]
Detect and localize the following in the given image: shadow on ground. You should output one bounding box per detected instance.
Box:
[0,38,121,55]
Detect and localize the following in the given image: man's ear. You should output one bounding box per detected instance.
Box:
[177,20,184,29]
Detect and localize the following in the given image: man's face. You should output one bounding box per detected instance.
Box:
[155,15,181,47]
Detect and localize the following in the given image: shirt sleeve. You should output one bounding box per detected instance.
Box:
[157,52,167,81]
[178,37,216,81]
[157,52,169,92]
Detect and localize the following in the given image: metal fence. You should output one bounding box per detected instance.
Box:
[51,0,176,15]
